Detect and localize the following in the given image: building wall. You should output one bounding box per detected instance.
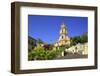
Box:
[65,43,88,55]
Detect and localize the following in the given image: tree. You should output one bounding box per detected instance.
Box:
[80,33,88,43]
[37,39,44,44]
[70,33,88,46]
[28,46,58,60]
[70,36,81,46]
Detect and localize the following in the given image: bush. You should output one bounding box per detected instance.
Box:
[28,46,60,60]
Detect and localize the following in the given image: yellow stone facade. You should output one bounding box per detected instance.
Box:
[54,22,70,47]
[65,43,88,55]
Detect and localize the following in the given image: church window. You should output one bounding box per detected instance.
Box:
[62,36,63,39]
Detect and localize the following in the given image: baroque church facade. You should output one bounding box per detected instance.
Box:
[54,22,70,47]
[54,22,88,56]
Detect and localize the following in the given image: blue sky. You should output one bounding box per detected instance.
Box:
[28,15,88,44]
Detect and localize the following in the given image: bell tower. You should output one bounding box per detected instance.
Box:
[59,22,67,40]
[58,22,70,46]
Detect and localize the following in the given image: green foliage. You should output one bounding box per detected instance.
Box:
[28,33,88,60]
[70,36,81,46]
[70,33,88,46]
[48,44,54,50]
[65,45,70,49]
[28,46,61,60]
[37,39,44,44]
[59,45,66,52]
[80,33,88,43]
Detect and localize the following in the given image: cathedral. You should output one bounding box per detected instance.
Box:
[54,22,70,47]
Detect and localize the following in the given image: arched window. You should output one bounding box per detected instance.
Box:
[62,36,63,39]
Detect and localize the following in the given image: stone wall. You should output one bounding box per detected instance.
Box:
[65,43,88,55]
